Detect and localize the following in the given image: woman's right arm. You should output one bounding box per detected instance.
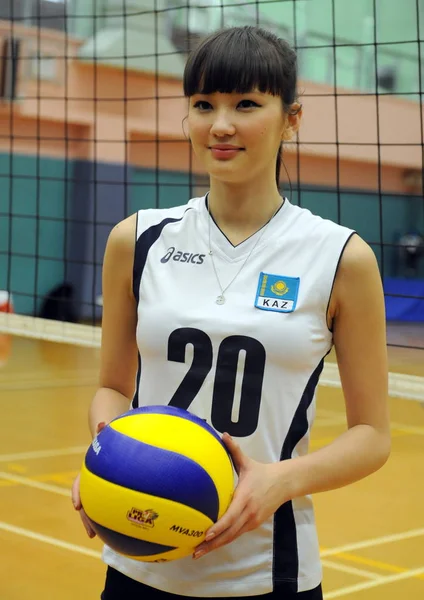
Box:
[88,213,139,436]
[72,214,138,534]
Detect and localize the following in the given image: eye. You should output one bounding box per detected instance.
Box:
[238,99,260,109]
[193,100,212,111]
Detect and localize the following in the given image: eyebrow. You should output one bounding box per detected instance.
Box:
[191,90,265,98]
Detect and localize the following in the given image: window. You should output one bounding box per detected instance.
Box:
[0,0,67,32]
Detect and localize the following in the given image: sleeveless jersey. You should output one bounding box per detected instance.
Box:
[102,195,355,596]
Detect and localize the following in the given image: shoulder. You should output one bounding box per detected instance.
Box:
[337,234,380,281]
[106,213,137,258]
[286,202,353,242]
[102,215,138,297]
[330,234,383,319]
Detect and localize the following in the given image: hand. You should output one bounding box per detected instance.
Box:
[193,433,288,560]
[71,472,96,538]
[71,422,107,539]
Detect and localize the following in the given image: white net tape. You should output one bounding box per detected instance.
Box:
[0,312,423,402]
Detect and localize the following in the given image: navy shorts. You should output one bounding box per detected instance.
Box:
[101,567,324,599]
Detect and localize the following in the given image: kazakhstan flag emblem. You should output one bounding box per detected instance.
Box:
[255,272,300,313]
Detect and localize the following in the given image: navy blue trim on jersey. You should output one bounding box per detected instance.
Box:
[132,211,192,303]
[272,357,325,592]
[132,211,193,409]
[326,231,356,333]
[205,194,286,249]
[132,353,142,409]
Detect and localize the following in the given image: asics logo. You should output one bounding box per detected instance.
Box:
[160,247,206,265]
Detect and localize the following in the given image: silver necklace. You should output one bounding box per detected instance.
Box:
[207,198,282,305]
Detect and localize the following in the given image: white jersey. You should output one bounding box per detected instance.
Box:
[103,195,355,596]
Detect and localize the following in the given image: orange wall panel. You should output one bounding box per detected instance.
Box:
[0,22,421,195]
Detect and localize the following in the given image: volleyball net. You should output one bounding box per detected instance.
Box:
[0,0,423,397]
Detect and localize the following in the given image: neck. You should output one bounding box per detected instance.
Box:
[207,178,283,244]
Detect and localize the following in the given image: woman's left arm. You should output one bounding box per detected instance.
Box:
[194,235,391,558]
[278,233,391,498]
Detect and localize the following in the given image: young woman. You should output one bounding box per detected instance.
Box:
[72,25,390,600]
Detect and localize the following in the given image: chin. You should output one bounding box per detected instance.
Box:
[210,171,249,185]
[207,163,250,184]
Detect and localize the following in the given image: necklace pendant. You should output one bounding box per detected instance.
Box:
[216,295,225,305]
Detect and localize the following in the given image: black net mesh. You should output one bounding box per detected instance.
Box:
[0,0,423,350]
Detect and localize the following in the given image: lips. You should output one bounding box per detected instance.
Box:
[210,145,242,150]
[209,145,244,160]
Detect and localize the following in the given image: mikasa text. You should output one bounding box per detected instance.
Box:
[92,438,101,455]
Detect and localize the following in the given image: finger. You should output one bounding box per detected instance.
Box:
[96,422,107,434]
[233,520,254,539]
[71,473,81,510]
[203,486,247,542]
[194,510,248,559]
[80,508,96,539]
[222,433,246,475]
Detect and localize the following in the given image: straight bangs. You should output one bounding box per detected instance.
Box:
[183,29,286,98]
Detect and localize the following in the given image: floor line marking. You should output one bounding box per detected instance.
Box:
[2,473,424,593]
[321,559,381,580]
[38,471,79,486]
[0,521,101,559]
[321,362,424,402]
[0,446,87,462]
[3,470,424,565]
[320,528,424,557]
[316,409,424,437]
[0,519,383,583]
[310,437,340,448]
[324,566,424,598]
[1,313,422,399]
[389,423,424,436]
[1,520,420,593]
[0,471,71,496]
[0,379,97,391]
[336,551,424,581]
[2,469,424,575]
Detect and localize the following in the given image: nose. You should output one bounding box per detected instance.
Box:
[210,109,236,137]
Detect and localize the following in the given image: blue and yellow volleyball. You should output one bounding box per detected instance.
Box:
[79,405,235,562]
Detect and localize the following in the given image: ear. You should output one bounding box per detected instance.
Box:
[182,115,190,141]
[282,128,292,141]
[282,103,303,141]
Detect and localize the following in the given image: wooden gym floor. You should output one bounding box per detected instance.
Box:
[0,325,423,600]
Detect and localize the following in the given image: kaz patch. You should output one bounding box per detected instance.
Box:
[255,272,300,313]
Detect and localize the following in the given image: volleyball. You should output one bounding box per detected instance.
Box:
[79,405,235,562]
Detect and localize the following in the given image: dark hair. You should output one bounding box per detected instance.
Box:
[183,26,299,186]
